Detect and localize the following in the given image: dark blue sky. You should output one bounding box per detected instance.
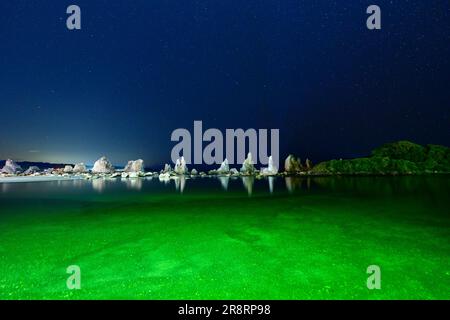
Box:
[0,0,449,167]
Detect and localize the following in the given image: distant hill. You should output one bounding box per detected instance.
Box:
[0,160,73,170]
[312,141,450,175]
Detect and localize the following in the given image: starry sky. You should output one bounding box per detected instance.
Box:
[0,0,449,167]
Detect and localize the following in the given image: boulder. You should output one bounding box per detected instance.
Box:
[73,163,88,173]
[159,172,171,181]
[162,164,172,174]
[240,153,255,174]
[230,168,239,176]
[191,168,198,175]
[63,165,73,173]
[284,155,301,173]
[261,156,279,176]
[24,166,40,175]
[174,156,188,175]
[92,156,115,174]
[1,159,22,174]
[217,159,230,174]
[124,159,145,173]
[305,158,313,170]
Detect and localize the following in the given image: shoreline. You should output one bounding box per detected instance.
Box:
[0,171,448,184]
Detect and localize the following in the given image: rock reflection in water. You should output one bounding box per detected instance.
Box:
[174,176,186,193]
[242,176,254,196]
[285,177,302,193]
[218,176,229,191]
[268,176,275,194]
[124,178,143,191]
[1,183,10,193]
[92,178,106,192]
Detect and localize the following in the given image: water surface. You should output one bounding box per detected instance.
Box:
[0,176,449,299]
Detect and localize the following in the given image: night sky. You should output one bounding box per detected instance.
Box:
[0,1,449,167]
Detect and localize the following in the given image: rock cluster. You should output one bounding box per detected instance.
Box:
[124,159,145,173]
[240,153,255,175]
[24,166,40,175]
[174,156,188,175]
[284,155,302,173]
[261,156,278,176]
[1,159,22,174]
[217,159,230,174]
[92,156,115,174]
[73,163,87,173]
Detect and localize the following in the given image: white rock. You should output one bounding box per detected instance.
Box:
[174,156,188,175]
[284,155,301,173]
[230,168,239,175]
[121,172,129,178]
[128,172,139,179]
[261,156,278,176]
[217,159,230,174]
[162,164,172,174]
[191,169,198,175]
[159,172,170,181]
[63,165,73,173]
[240,153,255,174]
[1,159,22,174]
[124,159,145,173]
[92,156,115,174]
[73,163,88,173]
[24,166,40,175]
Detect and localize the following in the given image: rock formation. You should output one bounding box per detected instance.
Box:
[159,172,171,181]
[305,158,313,170]
[174,156,188,175]
[191,169,198,175]
[124,159,144,173]
[1,159,22,174]
[261,156,278,176]
[162,164,172,174]
[73,163,87,173]
[217,159,230,174]
[240,153,255,174]
[24,166,40,175]
[63,165,73,173]
[284,155,301,173]
[92,156,115,174]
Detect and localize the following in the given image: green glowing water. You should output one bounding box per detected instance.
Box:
[0,176,449,299]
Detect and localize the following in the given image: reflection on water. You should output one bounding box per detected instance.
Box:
[268,177,275,194]
[285,177,311,193]
[174,176,186,193]
[2,175,447,199]
[92,178,106,192]
[285,177,298,193]
[1,183,10,193]
[242,176,254,195]
[124,177,143,191]
[218,177,229,191]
